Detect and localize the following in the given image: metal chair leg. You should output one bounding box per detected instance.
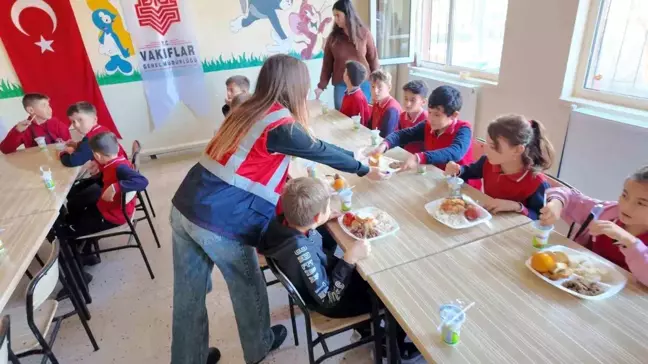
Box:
[35,254,45,267]
[139,192,161,248]
[25,270,34,280]
[59,273,99,351]
[144,189,156,218]
[131,229,155,279]
[305,318,315,364]
[289,296,299,346]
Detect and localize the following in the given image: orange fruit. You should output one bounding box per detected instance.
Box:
[531,252,556,273]
[333,177,345,191]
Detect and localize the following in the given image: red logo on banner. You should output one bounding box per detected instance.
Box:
[134,0,181,36]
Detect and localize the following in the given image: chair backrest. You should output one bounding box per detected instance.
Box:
[26,240,60,317]
[545,174,575,190]
[0,316,8,364]
[265,257,310,313]
[131,140,142,172]
[472,137,486,160]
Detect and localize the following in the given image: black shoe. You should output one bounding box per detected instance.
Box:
[253,325,287,364]
[399,342,421,363]
[83,271,93,283]
[82,255,101,266]
[206,347,221,364]
[55,288,69,301]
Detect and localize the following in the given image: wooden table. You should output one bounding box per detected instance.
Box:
[369,224,648,363]
[294,103,531,277]
[0,145,80,311]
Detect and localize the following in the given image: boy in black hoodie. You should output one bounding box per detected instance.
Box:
[258,177,421,361]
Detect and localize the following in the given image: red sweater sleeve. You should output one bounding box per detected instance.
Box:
[0,126,26,154]
[51,118,71,141]
[318,37,334,90]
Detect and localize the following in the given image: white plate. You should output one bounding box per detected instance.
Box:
[357,148,401,174]
[337,207,400,242]
[424,195,492,229]
[525,245,627,301]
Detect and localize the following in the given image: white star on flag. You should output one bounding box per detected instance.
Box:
[34,35,54,53]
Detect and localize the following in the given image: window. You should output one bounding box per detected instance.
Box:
[371,0,415,65]
[574,0,648,110]
[416,0,509,79]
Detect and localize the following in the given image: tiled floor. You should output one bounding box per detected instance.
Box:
[14,149,419,364]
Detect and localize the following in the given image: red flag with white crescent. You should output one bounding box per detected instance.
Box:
[0,0,122,138]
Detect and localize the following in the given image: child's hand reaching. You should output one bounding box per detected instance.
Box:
[101,184,117,202]
[539,200,563,226]
[399,154,419,172]
[482,198,522,214]
[445,161,461,176]
[343,239,371,265]
[363,143,388,158]
[590,221,637,248]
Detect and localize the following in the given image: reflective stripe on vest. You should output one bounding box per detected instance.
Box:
[199,108,292,205]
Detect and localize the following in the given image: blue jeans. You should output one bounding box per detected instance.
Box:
[170,207,273,364]
[333,80,372,110]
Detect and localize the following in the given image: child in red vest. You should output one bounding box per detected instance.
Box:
[368,69,401,137]
[60,101,127,167]
[540,166,648,285]
[0,93,70,154]
[65,132,148,243]
[446,115,555,220]
[339,61,371,125]
[368,85,479,187]
[398,80,429,153]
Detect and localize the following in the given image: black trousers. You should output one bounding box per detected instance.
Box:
[66,180,118,239]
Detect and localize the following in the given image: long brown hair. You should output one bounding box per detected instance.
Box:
[206,54,311,161]
[487,115,555,172]
[331,0,366,48]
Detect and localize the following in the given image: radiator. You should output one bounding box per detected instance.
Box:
[408,69,479,125]
[558,108,648,201]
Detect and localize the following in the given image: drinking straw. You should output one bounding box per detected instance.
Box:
[437,302,475,332]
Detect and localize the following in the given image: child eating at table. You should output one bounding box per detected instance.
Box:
[445,115,555,220]
[258,177,421,362]
[367,85,479,188]
[222,75,250,116]
[0,93,70,154]
[398,80,429,153]
[368,69,401,137]
[339,61,371,125]
[60,101,127,167]
[65,131,148,241]
[540,166,648,285]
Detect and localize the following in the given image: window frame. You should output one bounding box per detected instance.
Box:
[571,0,648,112]
[413,0,505,81]
[369,0,416,66]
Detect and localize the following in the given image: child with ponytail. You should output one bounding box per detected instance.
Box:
[445,115,555,219]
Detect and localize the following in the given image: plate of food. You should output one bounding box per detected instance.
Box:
[424,196,491,229]
[525,245,627,300]
[338,207,400,242]
[358,149,401,174]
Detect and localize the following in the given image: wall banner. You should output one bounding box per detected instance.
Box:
[119,0,209,128]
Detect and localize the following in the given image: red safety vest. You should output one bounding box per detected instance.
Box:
[199,104,293,206]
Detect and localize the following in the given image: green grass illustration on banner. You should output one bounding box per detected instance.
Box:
[0,51,323,100]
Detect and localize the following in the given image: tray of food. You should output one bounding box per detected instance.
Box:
[425,196,491,229]
[338,207,399,242]
[526,245,628,300]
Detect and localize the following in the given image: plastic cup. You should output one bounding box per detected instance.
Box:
[321,103,330,115]
[531,220,554,248]
[339,188,353,212]
[370,129,380,146]
[439,304,466,346]
[35,136,46,150]
[417,163,426,175]
[447,177,464,197]
[40,165,55,190]
[55,138,65,151]
[351,115,362,130]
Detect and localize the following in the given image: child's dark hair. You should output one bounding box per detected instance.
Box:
[344,60,367,87]
[66,101,96,116]
[226,75,250,91]
[630,166,648,183]
[22,93,49,109]
[402,80,429,98]
[428,86,462,116]
[487,115,555,172]
[89,132,119,156]
[230,93,251,110]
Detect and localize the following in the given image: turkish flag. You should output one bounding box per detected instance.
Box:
[0,0,121,138]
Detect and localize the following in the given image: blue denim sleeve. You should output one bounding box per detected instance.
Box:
[267,123,369,176]
[459,155,487,180]
[384,122,425,149]
[421,126,472,165]
[292,236,356,309]
[60,138,93,167]
[525,181,550,220]
[378,108,400,138]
